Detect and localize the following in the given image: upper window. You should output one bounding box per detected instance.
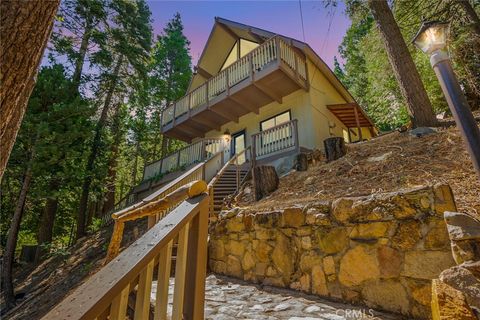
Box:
[260,111,291,131]
[220,39,259,71]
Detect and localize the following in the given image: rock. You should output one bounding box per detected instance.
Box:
[318,228,348,254]
[411,283,432,306]
[219,208,240,220]
[273,303,291,311]
[272,233,294,282]
[323,256,335,275]
[304,305,322,313]
[299,273,310,292]
[431,279,477,320]
[331,198,355,224]
[362,280,409,314]
[433,184,457,215]
[392,221,421,250]
[226,217,245,232]
[424,218,450,250]
[366,151,392,162]
[210,240,225,260]
[255,262,267,276]
[376,246,402,278]
[304,176,315,185]
[444,211,480,241]
[451,240,480,265]
[299,252,323,272]
[282,207,305,227]
[312,265,328,296]
[227,240,245,257]
[226,255,243,278]
[409,127,437,137]
[349,222,391,240]
[242,251,256,271]
[439,265,480,310]
[462,260,480,280]
[210,260,227,274]
[253,240,272,262]
[301,236,312,250]
[402,250,455,280]
[338,246,380,287]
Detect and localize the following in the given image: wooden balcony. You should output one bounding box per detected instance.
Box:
[161,36,309,142]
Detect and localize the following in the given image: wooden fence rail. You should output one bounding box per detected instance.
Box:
[42,188,210,320]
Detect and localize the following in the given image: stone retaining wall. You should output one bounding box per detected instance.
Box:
[209,184,457,318]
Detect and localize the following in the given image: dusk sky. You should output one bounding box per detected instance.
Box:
[148,1,350,68]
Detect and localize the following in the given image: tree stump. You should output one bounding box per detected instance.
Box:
[324,137,346,162]
[296,153,308,171]
[253,166,279,201]
[19,245,37,263]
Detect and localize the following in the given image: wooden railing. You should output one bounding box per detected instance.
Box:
[207,147,252,216]
[143,138,225,181]
[161,36,307,127]
[252,119,299,161]
[42,187,210,320]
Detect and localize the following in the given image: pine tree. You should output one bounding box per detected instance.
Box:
[150,13,192,158]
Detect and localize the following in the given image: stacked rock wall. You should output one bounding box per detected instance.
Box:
[209,184,457,318]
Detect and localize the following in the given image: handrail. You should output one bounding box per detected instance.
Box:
[106,149,226,262]
[42,191,210,320]
[207,146,252,216]
[143,138,225,181]
[252,119,299,161]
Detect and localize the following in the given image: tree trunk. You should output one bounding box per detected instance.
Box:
[35,178,60,263]
[76,55,124,240]
[2,156,34,309]
[458,0,480,36]
[367,0,437,127]
[72,19,92,92]
[102,102,123,215]
[0,0,60,181]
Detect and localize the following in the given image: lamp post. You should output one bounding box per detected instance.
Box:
[413,21,480,179]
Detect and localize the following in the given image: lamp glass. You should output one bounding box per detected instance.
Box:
[413,23,447,54]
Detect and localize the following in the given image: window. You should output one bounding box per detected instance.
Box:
[220,39,260,71]
[260,111,291,131]
[260,111,292,145]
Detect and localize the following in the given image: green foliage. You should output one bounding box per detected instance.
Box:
[335,0,480,131]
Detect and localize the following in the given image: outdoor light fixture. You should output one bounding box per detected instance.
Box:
[412,21,448,54]
[413,21,480,179]
[223,129,231,143]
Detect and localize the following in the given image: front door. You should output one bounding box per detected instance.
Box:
[231,130,246,164]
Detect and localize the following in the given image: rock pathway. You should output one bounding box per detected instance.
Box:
[151,274,402,320]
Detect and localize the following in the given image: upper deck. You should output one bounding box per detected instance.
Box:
[160,36,309,142]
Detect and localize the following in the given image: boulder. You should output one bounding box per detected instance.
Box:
[338,245,380,287]
[402,251,455,280]
[439,265,480,310]
[361,280,409,314]
[431,279,477,320]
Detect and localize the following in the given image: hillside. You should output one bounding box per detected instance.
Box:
[238,124,480,217]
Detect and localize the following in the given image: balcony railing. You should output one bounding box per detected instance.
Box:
[143,138,226,181]
[252,119,299,161]
[161,36,307,127]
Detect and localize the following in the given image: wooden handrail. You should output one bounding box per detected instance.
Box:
[42,193,210,320]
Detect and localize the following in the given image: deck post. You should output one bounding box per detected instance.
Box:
[293,119,300,153]
[183,198,209,320]
[275,37,281,66]
[249,55,254,83]
[347,127,352,143]
[354,106,363,141]
[173,103,177,126]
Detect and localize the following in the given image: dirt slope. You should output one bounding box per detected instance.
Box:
[1,220,147,320]
[239,126,480,217]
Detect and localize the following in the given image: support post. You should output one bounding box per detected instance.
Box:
[183,199,209,320]
[354,107,363,141]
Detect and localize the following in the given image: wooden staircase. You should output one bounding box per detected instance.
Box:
[211,163,249,215]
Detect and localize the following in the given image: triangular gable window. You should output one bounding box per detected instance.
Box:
[220,39,259,71]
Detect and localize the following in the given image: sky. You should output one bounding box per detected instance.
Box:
[148,0,350,68]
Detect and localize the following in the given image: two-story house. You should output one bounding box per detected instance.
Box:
[121,17,376,211]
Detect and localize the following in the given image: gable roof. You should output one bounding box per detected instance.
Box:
[188,17,374,128]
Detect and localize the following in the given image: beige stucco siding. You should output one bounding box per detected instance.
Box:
[200,87,315,149]
[195,57,372,149]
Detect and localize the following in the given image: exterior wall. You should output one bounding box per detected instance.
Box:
[306,59,373,146]
[197,57,373,152]
[209,184,458,318]
[200,87,315,150]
